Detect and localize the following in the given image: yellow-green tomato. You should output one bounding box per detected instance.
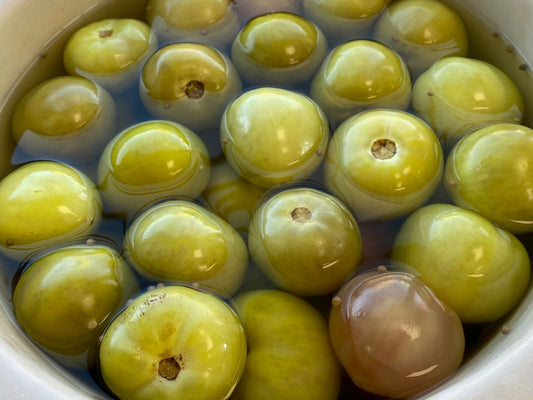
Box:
[310,40,411,127]
[324,109,443,221]
[13,244,137,359]
[231,12,328,86]
[329,269,464,399]
[140,42,243,131]
[444,123,533,234]
[99,285,247,400]
[123,200,248,296]
[233,289,341,400]
[11,76,116,164]
[201,159,266,237]
[391,203,531,323]
[412,56,524,149]
[97,120,210,219]
[220,87,329,188]
[303,0,392,45]
[373,0,468,78]
[146,0,240,49]
[0,161,102,261]
[64,18,157,92]
[248,187,363,296]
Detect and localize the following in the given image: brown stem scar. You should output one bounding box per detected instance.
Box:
[371,139,396,160]
[183,80,205,99]
[99,29,113,38]
[159,356,182,380]
[291,207,312,223]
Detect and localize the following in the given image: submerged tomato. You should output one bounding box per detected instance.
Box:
[329,269,465,399]
[99,285,247,400]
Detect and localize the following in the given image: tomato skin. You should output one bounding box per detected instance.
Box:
[99,285,247,400]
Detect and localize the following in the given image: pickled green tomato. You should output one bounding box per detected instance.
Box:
[140,43,243,131]
[63,18,157,92]
[310,40,411,127]
[99,286,247,400]
[0,161,102,261]
[444,123,533,234]
[123,200,248,295]
[391,203,531,323]
[201,160,266,237]
[13,245,136,359]
[11,76,116,164]
[233,290,341,400]
[231,12,328,86]
[146,0,239,49]
[248,188,363,296]
[236,0,302,23]
[373,0,468,78]
[97,120,210,219]
[303,0,392,44]
[329,269,464,399]
[412,56,524,149]
[220,87,329,188]
[324,109,443,221]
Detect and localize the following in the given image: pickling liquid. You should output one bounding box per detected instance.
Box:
[0,1,532,399]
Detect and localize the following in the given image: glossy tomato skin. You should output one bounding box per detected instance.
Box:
[329,269,465,399]
[391,203,531,323]
[13,245,137,364]
[248,187,363,296]
[444,123,533,235]
[99,285,247,400]
[324,109,443,221]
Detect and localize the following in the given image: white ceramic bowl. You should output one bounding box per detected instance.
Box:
[0,0,532,399]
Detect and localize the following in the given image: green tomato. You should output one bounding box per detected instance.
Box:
[220,87,329,188]
[0,161,102,261]
[233,289,341,400]
[231,12,328,86]
[123,200,248,296]
[329,269,464,399]
[64,18,157,92]
[140,42,243,131]
[373,0,468,78]
[324,109,443,221]
[12,244,137,360]
[310,40,411,127]
[444,123,533,234]
[201,159,266,238]
[11,76,116,164]
[248,187,363,296]
[146,0,240,49]
[99,285,247,400]
[303,0,392,45]
[411,56,524,149]
[97,120,210,219]
[391,203,531,323]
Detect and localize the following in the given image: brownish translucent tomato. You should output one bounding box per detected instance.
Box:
[329,268,465,399]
